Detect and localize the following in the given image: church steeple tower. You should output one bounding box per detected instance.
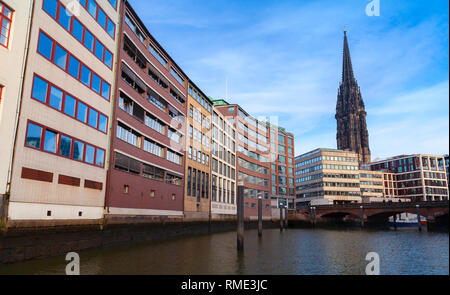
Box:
[336,30,371,164]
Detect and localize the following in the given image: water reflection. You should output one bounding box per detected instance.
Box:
[0,228,448,275]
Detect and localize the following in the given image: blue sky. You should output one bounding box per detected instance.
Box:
[129,0,449,160]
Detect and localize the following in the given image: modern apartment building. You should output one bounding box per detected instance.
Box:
[4,0,120,222]
[370,154,449,202]
[214,100,272,219]
[268,124,295,210]
[210,104,237,219]
[105,0,187,219]
[184,82,212,220]
[0,0,33,222]
[295,148,361,207]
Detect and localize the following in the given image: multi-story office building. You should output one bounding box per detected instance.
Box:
[4,0,120,221]
[210,105,237,219]
[359,170,385,202]
[268,124,295,210]
[105,0,187,219]
[295,148,361,207]
[0,0,33,221]
[370,154,449,202]
[381,171,398,200]
[214,100,272,219]
[184,83,212,220]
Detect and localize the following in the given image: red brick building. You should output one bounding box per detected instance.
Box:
[105,0,187,219]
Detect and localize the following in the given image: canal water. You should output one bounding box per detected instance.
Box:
[0,228,448,275]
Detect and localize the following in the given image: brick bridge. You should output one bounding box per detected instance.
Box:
[293,201,449,226]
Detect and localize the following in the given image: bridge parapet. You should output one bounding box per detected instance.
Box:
[304,201,449,211]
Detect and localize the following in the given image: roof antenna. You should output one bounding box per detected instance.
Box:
[225,75,229,101]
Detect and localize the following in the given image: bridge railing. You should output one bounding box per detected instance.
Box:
[300,201,449,211]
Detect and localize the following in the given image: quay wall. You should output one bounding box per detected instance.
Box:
[0,217,280,264]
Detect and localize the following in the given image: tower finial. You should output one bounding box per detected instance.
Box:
[344,26,346,35]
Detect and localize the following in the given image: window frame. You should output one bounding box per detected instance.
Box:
[76,0,116,40]
[30,74,108,134]
[41,0,114,69]
[24,120,106,168]
[0,1,13,49]
[37,30,111,100]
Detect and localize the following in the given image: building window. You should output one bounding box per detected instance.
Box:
[167,150,181,165]
[170,67,184,85]
[150,190,155,198]
[124,185,129,194]
[42,0,114,67]
[125,12,145,43]
[25,120,105,167]
[149,43,167,67]
[37,30,110,100]
[31,75,108,133]
[143,138,163,157]
[75,0,115,39]
[0,1,12,48]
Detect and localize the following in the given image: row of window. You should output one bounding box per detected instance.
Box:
[211,158,236,180]
[211,175,235,204]
[238,157,269,175]
[32,75,108,133]
[116,122,182,165]
[114,152,182,186]
[43,0,113,69]
[125,11,185,90]
[190,105,211,130]
[37,31,111,100]
[186,167,209,199]
[0,1,12,48]
[237,109,268,134]
[123,35,186,107]
[25,121,105,167]
[188,146,210,166]
[76,0,115,38]
[121,63,185,124]
[243,188,269,200]
[238,171,269,187]
[360,181,383,186]
[189,87,212,113]
[237,121,268,144]
[119,92,182,144]
[170,67,184,86]
[238,145,269,163]
[189,125,210,148]
[212,112,234,135]
[212,125,235,151]
[237,132,268,153]
[272,164,294,177]
[211,142,236,167]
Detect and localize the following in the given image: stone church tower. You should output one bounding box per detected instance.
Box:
[336,30,371,164]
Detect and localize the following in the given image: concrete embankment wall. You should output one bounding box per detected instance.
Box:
[0,217,280,264]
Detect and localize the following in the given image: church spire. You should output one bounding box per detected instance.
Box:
[336,29,371,164]
[342,29,356,86]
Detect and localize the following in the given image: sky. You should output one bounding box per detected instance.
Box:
[129,0,449,160]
